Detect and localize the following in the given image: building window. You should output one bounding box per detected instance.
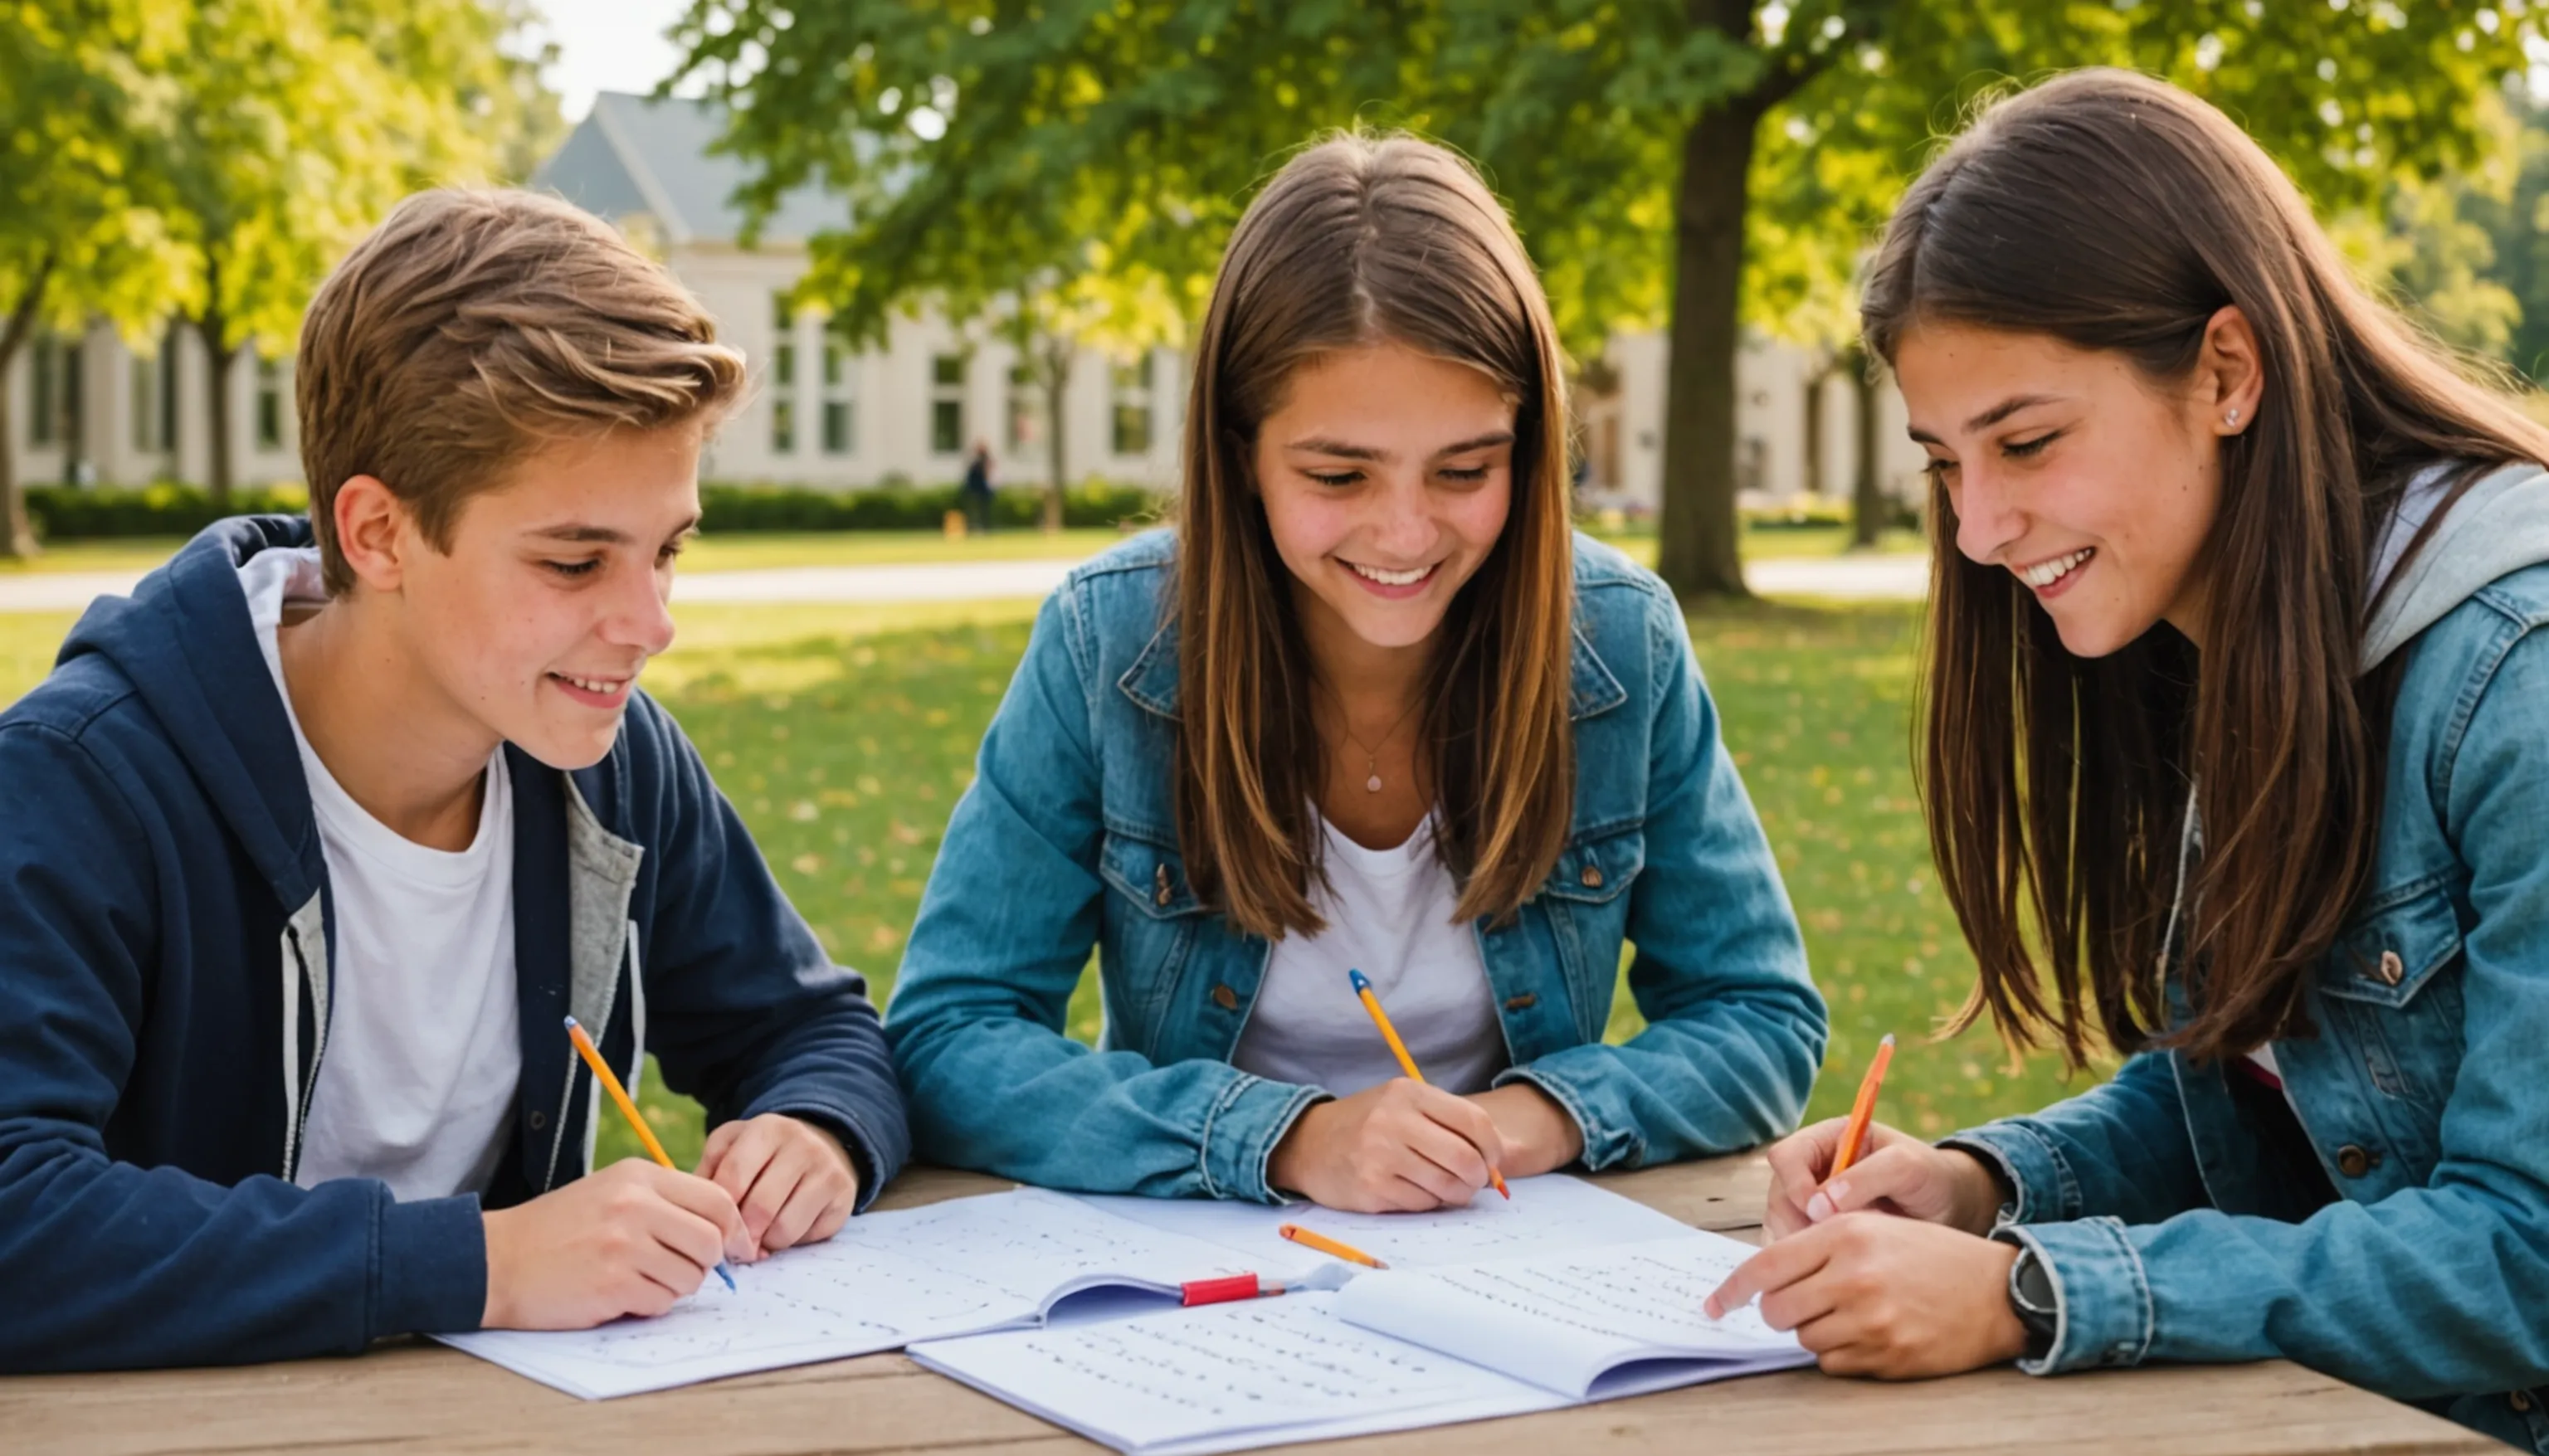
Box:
[1005,363,1040,454]
[28,338,60,447]
[130,341,178,454]
[256,357,287,452]
[771,295,798,455]
[1110,353,1153,457]
[821,341,853,455]
[930,353,966,455]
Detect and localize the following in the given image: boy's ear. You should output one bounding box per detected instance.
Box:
[332,475,418,593]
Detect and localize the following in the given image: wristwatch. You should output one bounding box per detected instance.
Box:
[2005,1242,2059,1361]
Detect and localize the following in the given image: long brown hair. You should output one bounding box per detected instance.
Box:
[1862,70,2549,1066]
[1173,133,1577,939]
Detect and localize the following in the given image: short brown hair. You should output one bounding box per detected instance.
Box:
[296,188,746,593]
[1175,133,1577,937]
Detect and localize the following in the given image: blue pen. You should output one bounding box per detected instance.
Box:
[563,1015,736,1291]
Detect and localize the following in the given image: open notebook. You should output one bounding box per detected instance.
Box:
[909,1231,1811,1456]
[437,1174,1753,1404]
[438,1188,1261,1399]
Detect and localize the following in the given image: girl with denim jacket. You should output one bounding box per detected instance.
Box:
[1704,70,2549,1452]
[885,134,1825,1214]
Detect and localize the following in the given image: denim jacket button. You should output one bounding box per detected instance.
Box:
[2336,1144,2374,1178]
[2376,950,2404,986]
[1580,864,1604,889]
[2511,1390,2533,1413]
[1211,984,1239,1010]
[1154,864,1172,907]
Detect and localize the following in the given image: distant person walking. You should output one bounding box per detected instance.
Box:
[961,441,996,535]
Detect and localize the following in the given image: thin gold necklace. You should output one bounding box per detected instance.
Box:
[1320,685,1426,794]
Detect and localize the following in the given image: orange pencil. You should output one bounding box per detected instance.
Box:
[1347,968,1509,1199]
[1279,1223,1388,1269]
[565,1015,734,1291]
[1826,1033,1896,1180]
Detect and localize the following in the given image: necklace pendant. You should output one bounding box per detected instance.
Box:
[1365,773,1383,794]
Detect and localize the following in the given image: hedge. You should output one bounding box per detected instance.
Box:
[24,479,1168,540]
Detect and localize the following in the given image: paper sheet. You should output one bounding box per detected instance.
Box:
[1070,1171,1694,1275]
[1333,1232,1811,1400]
[438,1188,1253,1398]
[909,1293,1566,1456]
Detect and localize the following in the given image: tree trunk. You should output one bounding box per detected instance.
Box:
[1655,94,1763,601]
[0,254,55,558]
[1041,340,1071,534]
[197,310,237,509]
[1847,345,1886,550]
[1801,352,1828,498]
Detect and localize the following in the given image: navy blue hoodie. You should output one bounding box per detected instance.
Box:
[0,519,910,1371]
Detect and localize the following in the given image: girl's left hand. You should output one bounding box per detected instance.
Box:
[1702,1213,2031,1379]
[1465,1083,1584,1178]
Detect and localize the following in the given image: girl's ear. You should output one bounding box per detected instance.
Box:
[2198,304,2266,437]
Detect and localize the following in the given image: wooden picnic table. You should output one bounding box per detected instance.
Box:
[3,1156,2498,1455]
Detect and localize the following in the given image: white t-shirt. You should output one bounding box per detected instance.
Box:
[241,548,523,1202]
[1230,814,1508,1096]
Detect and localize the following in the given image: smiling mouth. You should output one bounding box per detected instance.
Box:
[1343,560,1439,587]
[2015,548,2094,589]
[549,670,635,697]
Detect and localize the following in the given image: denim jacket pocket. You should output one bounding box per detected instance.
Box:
[2315,880,2464,1110]
[1098,828,1210,1028]
[1533,825,1647,1032]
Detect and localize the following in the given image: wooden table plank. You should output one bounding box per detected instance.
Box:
[0,1157,2495,1456]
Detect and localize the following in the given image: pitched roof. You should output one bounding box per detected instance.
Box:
[531,91,846,247]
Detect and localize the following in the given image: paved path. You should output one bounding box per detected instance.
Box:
[0,553,1928,614]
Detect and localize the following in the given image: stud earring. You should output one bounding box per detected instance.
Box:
[2225,408,2241,426]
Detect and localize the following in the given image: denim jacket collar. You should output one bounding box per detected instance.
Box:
[1114,615,1631,723]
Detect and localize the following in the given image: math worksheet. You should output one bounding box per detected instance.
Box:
[437,1188,1253,1399]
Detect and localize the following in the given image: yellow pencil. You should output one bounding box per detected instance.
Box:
[1279,1223,1388,1269]
[565,1015,734,1290]
[1346,968,1510,1199]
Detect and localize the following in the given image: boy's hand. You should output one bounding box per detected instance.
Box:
[480,1158,749,1329]
[1703,1213,2030,1379]
[1762,1118,2005,1239]
[696,1113,861,1259]
[1268,1079,1510,1212]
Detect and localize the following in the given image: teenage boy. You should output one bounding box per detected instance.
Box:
[0,189,909,1370]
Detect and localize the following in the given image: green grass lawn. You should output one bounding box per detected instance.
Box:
[0,585,2089,1176]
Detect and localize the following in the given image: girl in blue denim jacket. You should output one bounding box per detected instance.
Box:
[885,134,1825,1213]
[1707,70,2549,1452]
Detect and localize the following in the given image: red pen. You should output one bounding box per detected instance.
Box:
[1182,1274,1300,1307]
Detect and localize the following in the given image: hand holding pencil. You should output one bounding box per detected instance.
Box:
[473,1021,753,1332]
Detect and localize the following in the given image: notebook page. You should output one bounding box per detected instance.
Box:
[1332,1231,1811,1400]
[909,1293,1566,1456]
[439,1188,1252,1398]
[1070,1172,1694,1276]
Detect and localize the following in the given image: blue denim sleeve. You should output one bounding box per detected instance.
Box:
[1995,627,2549,1396]
[885,590,1322,1201]
[1939,1051,2210,1228]
[1496,589,1826,1167]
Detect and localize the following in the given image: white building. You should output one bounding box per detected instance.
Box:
[3,92,1924,513]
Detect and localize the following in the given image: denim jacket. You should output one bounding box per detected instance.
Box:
[885,529,1825,1202]
[1947,532,2549,1451]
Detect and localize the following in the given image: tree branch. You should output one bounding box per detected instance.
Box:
[0,251,58,369]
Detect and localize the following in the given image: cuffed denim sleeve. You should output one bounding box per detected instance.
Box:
[1496,587,1825,1168]
[886,589,1323,1202]
[1941,1051,2209,1228]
